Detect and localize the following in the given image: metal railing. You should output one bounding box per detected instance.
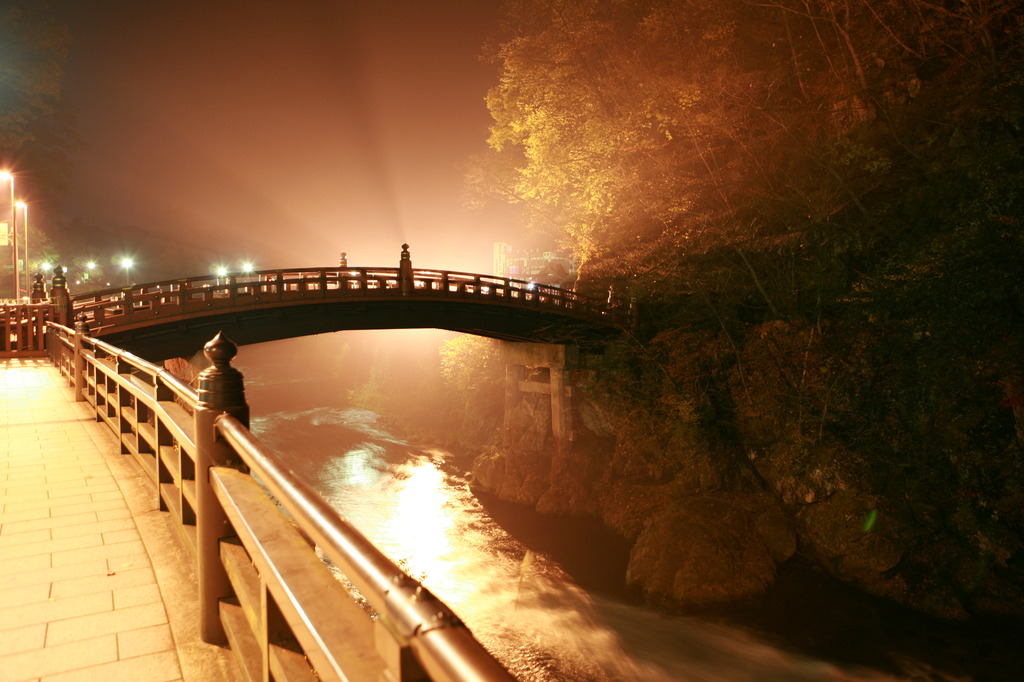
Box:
[47,321,513,682]
[69,266,621,335]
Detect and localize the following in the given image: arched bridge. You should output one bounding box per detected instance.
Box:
[70,260,626,359]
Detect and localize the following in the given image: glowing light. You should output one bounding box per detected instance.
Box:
[241,261,254,273]
[862,509,878,532]
[215,266,228,277]
[86,261,97,270]
[383,461,456,577]
[120,257,134,286]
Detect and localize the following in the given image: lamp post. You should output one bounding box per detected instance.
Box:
[16,201,27,300]
[1,171,15,299]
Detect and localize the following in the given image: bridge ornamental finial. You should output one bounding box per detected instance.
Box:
[51,266,67,290]
[204,332,238,367]
[398,243,413,295]
[74,312,90,335]
[31,273,46,302]
[197,332,247,411]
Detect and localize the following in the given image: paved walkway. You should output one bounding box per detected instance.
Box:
[0,359,240,682]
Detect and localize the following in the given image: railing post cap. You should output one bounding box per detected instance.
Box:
[204,331,237,365]
[197,332,248,412]
[74,312,90,334]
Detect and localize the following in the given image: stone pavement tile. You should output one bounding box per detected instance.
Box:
[3,475,81,491]
[0,534,102,561]
[101,528,140,545]
[45,602,167,647]
[41,467,113,484]
[0,622,46,656]
[0,507,51,526]
[0,488,52,505]
[0,560,109,591]
[50,539,145,567]
[0,581,50,609]
[95,507,131,522]
[1,491,93,512]
[0,553,49,577]
[40,649,181,682]
[90,490,126,502]
[50,499,126,519]
[0,591,112,631]
[0,529,51,547]
[49,482,120,500]
[50,566,154,600]
[106,552,151,574]
[0,513,98,537]
[113,583,162,609]
[41,456,101,470]
[116,623,175,660]
[0,634,118,682]
[50,517,133,540]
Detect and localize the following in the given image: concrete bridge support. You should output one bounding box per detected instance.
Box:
[500,341,578,454]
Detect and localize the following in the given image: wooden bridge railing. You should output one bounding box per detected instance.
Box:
[1,303,55,357]
[70,264,621,335]
[46,321,513,682]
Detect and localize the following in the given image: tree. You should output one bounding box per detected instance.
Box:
[0,1,68,151]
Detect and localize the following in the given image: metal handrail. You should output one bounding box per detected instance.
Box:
[43,321,513,681]
[216,416,513,681]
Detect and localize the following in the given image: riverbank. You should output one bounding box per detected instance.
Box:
[481,492,1024,681]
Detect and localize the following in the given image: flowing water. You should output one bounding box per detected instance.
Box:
[235,337,1014,681]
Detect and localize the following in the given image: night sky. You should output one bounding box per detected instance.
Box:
[48,0,522,277]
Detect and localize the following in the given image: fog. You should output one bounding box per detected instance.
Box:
[49,0,525,277]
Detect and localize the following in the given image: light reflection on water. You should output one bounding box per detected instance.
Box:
[252,406,902,681]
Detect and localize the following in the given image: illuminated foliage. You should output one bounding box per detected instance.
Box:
[481,0,1024,290]
[474,0,1024,615]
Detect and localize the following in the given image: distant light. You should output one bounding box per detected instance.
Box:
[241,262,254,274]
[121,257,133,269]
[40,262,51,273]
[86,261,97,270]
[16,201,26,209]
[526,281,536,290]
[215,266,228,277]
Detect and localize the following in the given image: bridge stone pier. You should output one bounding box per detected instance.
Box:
[500,341,579,454]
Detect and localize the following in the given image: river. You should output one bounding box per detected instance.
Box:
[234,333,1014,681]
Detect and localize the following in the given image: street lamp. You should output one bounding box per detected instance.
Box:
[16,201,27,300]
[120,257,134,286]
[1,171,16,299]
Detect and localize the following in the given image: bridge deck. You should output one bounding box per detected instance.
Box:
[0,360,240,682]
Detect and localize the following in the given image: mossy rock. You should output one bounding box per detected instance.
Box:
[627,494,782,608]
